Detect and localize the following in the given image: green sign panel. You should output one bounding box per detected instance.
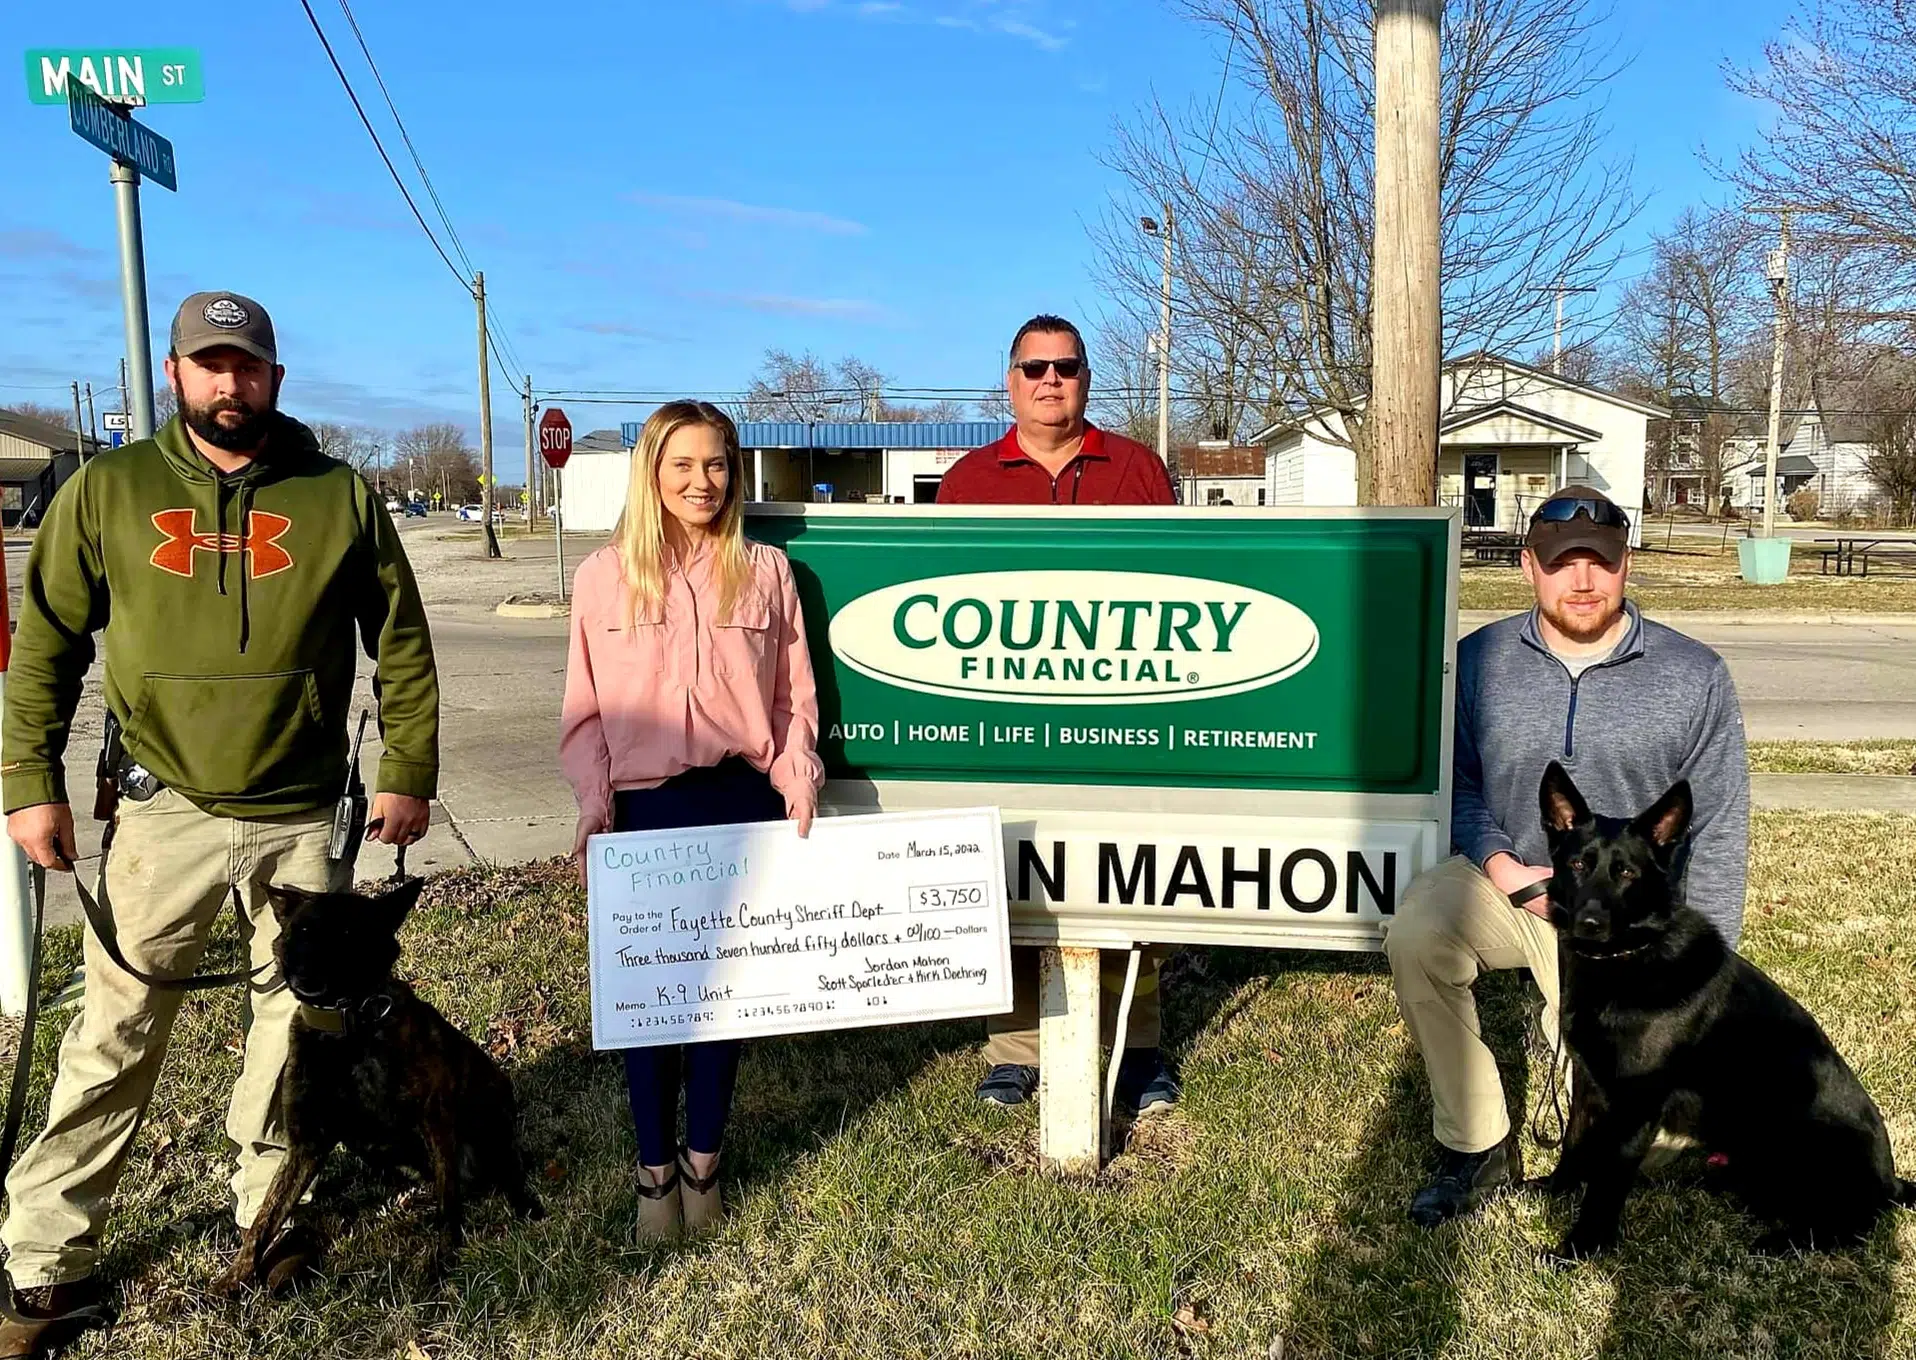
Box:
[752,509,1455,795]
[26,48,202,106]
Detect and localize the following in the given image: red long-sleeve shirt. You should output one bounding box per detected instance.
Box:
[935,423,1175,505]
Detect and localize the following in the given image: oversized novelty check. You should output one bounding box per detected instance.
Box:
[586,807,1012,1049]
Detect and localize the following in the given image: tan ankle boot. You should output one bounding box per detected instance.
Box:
[678,1149,723,1234]
[634,1163,681,1243]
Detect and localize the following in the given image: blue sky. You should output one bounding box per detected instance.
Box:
[3,0,1797,447]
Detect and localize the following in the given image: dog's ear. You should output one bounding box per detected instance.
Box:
[1539,761,1592,836]
[1632,780,1693,850]
[265,884,317,922]
[373,877,426,934]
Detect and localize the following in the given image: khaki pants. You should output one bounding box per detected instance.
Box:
[1384,856,1560,1155]
[2,788,341,1287]
[982,945,1166,1067]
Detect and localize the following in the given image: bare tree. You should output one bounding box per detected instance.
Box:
[395,423,480,503]
[2,402,76,430]
[1864,413,1916,525]
[312,421,356,467]
[1727,0,1916,334]
[742,350,973,422]
[1093,0,1637,495]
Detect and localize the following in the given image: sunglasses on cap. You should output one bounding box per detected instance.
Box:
[1013,357,1085,380]
[1530,496,1630,532]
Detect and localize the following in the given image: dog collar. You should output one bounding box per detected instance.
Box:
[298,1003,348,1033]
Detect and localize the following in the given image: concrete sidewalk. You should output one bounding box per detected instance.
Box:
[1751,773,1916,813]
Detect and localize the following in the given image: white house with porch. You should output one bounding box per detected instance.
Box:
[1719,387,1892,518]
[1251,354,1662,540]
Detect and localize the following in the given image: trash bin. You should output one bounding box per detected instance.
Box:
[1737,535,1792,584]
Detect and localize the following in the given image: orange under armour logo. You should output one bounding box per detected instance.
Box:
[149,509,295,579]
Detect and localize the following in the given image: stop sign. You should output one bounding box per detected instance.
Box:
[538,407,573,469]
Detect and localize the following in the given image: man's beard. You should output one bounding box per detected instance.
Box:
[177,382,277,452]
[1540,594,1623,644]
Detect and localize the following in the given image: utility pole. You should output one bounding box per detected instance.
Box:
[1539,284,1598,373]
[83,382,97,447]
[118,358,129,423]
[522,374,536,527]
[1759,209,1793,541]
[109,161,157,439]
[474,270,501,558]
[70,383,86,462]
[1370,0,1442,506]
[1141,208,1175,483]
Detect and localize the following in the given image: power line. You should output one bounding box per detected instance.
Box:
[333,0,476,280]
[295,0,469,290]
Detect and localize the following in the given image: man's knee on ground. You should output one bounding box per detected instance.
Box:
[1383,864,1478,983]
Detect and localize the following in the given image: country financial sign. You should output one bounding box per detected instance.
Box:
[750,507,1453,796]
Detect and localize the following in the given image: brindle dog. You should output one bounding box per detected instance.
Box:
[212,879,542,1294]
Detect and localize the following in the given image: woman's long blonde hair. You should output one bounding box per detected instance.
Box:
[613,400,753,625]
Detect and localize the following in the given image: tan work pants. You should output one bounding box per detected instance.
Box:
[1384,856,1561,1155]
[2,788,341,1287]
[982,945,1166,1067]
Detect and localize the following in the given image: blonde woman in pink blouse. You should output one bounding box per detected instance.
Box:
[560,400,823,1241]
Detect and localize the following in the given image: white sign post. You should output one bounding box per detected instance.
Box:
[587,808,1011,1049]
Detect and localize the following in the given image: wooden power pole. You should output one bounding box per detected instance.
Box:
[1369,0,1442,507]
[474,270,501,558]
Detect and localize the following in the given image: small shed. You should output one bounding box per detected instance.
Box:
[0,410,98,526]
[1178,443,1267,506]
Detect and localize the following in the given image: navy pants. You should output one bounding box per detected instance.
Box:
[614,758,786,1166]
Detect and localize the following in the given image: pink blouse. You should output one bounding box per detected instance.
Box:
[559,541,824,830]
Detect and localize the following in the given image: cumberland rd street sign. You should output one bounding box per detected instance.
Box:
[26,48,203,106]
[67,81,176,190]
[751,506,1461,954]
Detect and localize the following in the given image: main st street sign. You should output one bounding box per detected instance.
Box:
[749,506,1460,953]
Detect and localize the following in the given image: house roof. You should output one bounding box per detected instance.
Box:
[573,428,626,453]
[1439,400,1602,443]
[1774,454,1819,477]
[1178,445,1264,478]
[1249,352,1668,444]
[0,456,61,483]
[0,409,103,454]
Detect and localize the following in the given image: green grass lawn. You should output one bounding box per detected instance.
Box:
[1459,543,1916,612]
[1749,741,1916,776]
[12,817,1915,1360]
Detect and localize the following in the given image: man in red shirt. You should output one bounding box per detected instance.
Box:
[939,314,1179,1116]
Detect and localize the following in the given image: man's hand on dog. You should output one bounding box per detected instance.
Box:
[1485,852,1555,919]
[367,793,431,846]
[8,802,78,872]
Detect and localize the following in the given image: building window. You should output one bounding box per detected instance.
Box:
[0,486,20,512]
[1257,488,1267,506]
[1206,487,1226,505]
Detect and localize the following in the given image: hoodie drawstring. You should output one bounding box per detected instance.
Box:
[214,478,230,599]
[236,481,254,654]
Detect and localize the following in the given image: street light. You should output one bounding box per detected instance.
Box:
[1140,209,1174,485]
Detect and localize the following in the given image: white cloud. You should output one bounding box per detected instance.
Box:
[624,192,869,237]
[706,292,892,321]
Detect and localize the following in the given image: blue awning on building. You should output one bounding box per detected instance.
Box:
[736,421,1008,450]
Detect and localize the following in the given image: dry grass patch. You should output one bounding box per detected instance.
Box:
[1459,542,1916,612]
[1749,741,1916,776]
[5,817,1911,1359]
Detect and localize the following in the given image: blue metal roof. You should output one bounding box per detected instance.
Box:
[736,421,1008,450]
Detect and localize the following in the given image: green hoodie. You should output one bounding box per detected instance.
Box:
[1,413,439,817]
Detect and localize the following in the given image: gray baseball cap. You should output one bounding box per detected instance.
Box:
[170,291,277,364]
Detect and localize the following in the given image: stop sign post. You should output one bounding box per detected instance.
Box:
[539,407,573,599]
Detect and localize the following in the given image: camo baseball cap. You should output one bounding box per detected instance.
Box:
[170,291,277,364]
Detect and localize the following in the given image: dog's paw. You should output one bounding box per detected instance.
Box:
[207,1264,255,1299]
[1521,1174,1574,1199]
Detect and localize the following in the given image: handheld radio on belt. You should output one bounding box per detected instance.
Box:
[329,711,372,867]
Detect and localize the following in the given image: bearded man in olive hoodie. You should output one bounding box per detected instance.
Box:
[0,292,438,1343]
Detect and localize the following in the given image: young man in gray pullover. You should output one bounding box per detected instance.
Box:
[1385,486,1750,1226]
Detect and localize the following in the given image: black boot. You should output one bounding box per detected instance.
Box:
[1408,1134,1522,1227]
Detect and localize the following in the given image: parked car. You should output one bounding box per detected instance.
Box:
[385,497,402,512]
[456,504,484,521]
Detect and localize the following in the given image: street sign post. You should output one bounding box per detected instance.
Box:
[26,48,203,106]
[56,79,178,442]
[540,408,574,600]
[101,411,129,432]
[67,81,175,189]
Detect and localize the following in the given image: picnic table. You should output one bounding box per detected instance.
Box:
[1814,537,1916,577]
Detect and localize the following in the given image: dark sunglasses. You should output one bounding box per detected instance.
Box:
[1531,495,1630,532]
[1014,357,1085,380]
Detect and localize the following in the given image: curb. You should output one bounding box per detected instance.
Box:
[495,597,570,619]
[1459,610,1916,628]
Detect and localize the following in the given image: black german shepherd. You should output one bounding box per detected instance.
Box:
[212,879,543,1294]
[1532,762,1915,1260]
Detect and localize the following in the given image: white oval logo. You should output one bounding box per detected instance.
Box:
[203,297,249,329]
[827,570,1319,707]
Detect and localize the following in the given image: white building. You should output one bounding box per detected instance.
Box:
[1178,444,1268,506]
[1252,354,1663,539]
[557,420,1010,530]
[1720,390,1892,518]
